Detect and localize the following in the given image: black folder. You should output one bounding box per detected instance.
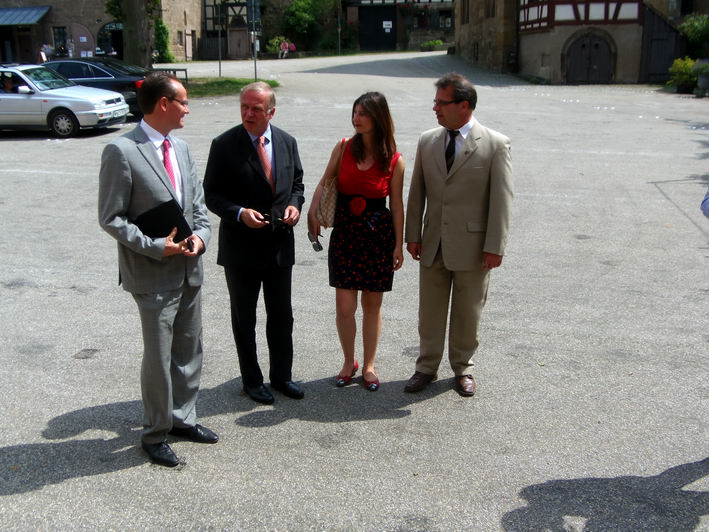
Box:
[131,199,192,243]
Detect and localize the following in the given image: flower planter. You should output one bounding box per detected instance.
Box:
[698,73,709,90]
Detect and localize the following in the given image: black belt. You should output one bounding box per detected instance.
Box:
[339,194,386,213]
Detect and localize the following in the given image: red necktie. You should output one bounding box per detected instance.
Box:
[162,138,177,190]
[256,135,274,192]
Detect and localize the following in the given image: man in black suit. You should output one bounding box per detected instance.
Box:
[204,82,305,404]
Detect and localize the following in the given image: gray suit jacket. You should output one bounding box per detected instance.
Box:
[405,120,513,270]
[98,125,211,293]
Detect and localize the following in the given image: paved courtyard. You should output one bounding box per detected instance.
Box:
[0,51,707,530]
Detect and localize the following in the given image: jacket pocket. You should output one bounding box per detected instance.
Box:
[466,221,487,232]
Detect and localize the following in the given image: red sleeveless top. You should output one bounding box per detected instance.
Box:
[337,140,401,199]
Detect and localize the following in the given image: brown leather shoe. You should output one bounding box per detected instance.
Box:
[455,375,476,397]
[404,371,437,393]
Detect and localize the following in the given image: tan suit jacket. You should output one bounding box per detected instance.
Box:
[405,120,513,269]
[405,119,513,374]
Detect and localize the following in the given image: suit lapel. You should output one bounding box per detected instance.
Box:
[133,126,179,203]
[271,126,288,196]
[174,140,191,209]
[432,128,448,178]
[447,122,481,179]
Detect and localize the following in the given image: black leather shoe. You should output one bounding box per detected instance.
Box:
[141,441,180,467]
[243,384,275,405]
[169,424,219,444]
[271,380,304,399]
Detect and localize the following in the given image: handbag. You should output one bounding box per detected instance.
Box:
[316,139,346,228]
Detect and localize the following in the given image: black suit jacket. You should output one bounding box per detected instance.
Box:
[203,124,305,269]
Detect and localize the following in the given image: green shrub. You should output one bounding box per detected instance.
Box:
[154,18,175,63]
[267,36,287,54]
[679,14,709,57]
[667,57,697,92]
[421,39,444,47]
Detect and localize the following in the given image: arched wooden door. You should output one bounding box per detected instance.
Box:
[566,34,613,83]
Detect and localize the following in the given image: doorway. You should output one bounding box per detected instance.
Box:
[565,33,614,83]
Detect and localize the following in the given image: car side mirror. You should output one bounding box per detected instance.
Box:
[17,85,32,94]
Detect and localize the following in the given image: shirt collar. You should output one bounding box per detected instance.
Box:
[140,119,171,148]
[246,124,272,144]
[455,117,477,140]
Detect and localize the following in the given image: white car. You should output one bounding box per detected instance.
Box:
[0,63,129,137]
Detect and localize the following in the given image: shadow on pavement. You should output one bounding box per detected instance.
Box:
[299,55,526,87]
[0,376,447,494]
[235,377,450,427]
[501,457,709,531]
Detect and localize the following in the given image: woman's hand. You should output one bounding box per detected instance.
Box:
[307,210,321,239]
[393,247,404,271]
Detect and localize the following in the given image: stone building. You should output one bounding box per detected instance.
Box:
[345,0,455,51]
[0,0,203,64]
[456,0,709,83]
[456,0,517,72]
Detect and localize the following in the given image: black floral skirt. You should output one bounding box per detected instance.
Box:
[328,194,395,292]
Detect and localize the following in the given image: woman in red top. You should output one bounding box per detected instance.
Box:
[308,92,405,391]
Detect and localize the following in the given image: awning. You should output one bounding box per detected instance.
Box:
[0,6,51,26]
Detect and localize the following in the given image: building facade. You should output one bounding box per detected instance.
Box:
[345,0,455,51]
[456,0,517,72]
[456,0,708,83]
[0,0,203,64]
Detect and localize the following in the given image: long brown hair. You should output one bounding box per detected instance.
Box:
[350,92,396,172]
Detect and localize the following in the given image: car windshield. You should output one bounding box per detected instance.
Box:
[96,58,150,76]
[22,67,74,90]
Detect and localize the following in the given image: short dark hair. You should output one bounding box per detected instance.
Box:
[435,72,477,110]
[137,71,180,114]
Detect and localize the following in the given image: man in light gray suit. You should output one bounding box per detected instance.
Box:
[99,72,217,467]
[405,72,513,397]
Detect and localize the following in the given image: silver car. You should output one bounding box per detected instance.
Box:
[0,64,129,137]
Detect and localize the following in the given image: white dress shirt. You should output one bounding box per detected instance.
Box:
[445,117,477,162]
[140,119,183,205]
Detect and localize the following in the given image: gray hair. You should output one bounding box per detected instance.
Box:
[240,81,276,110]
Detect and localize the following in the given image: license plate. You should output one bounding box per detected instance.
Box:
[113,109,127,118]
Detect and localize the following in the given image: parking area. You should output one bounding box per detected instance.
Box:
[0,52,707,530]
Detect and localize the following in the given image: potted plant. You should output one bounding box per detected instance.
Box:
[667,57,697,93]
[420,39,444,52]
[693,59,709,90]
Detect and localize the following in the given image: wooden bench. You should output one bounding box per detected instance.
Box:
[153,67,188,85]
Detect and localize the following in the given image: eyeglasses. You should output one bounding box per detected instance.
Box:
[433,99,461,106]
[169,97,189,108]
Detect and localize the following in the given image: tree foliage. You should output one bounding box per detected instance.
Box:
[679,14,709,58]
[276,0,352,51]
[104,0,163,67]
[282,0,317,40]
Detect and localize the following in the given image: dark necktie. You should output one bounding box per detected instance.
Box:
[445,129,458,172]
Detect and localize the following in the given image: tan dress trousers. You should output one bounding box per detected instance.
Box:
[416,247,490,376]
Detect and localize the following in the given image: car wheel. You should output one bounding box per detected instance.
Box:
[49,109,79,137]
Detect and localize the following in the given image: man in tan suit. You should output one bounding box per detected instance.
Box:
[404,72,513,397]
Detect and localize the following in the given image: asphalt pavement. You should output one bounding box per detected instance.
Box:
[0,51,707,531]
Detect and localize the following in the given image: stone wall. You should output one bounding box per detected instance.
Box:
[160,0,203,61]
[519,24,644,83]
[455,0,518,72]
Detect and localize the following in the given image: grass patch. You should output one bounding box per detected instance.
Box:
[187,77,279,98]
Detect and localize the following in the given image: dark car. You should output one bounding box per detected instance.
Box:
[43,57,149,116]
